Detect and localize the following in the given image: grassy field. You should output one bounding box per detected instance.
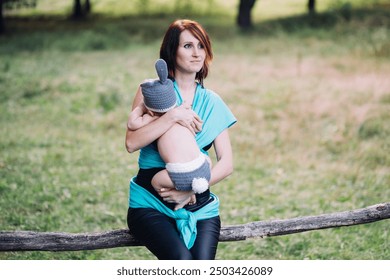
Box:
[0,0,389,260]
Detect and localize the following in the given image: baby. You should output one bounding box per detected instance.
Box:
[128,59,211,210]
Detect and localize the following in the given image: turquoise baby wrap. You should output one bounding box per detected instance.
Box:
[129,82,236,249]
[129,177,220,249]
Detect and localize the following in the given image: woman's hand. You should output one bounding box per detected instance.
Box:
[158,188,195,210]
[167,104,203,135]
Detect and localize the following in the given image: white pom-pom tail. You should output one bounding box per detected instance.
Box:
[192,178,209,194]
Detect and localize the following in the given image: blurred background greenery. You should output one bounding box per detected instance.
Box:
[0,0,389,260]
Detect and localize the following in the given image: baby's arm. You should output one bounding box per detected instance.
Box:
[127,103,158,130]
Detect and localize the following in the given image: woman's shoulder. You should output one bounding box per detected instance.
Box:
[197,84,223,102]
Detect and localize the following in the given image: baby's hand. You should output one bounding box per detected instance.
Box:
[188,194,197,205]
[174,194,197,211]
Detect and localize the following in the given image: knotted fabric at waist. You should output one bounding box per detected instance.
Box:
[129,176,219,249]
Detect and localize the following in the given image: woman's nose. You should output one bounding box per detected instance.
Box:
[192,48,199,57]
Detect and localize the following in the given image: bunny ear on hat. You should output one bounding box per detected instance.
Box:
[155,59,168,83]
[140,59,177,113]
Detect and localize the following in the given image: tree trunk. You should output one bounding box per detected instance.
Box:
[308,0,316,14]
[0,202,388,251]
[237,0,257,29]
[84,0,91,15]
[72,0,83,19]
[0,0,4,34]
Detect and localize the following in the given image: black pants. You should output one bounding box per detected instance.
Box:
[127,207,221,260]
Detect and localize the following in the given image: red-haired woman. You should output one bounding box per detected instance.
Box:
[126,19,236,260]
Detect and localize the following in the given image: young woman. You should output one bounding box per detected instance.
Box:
[126,19,236,260]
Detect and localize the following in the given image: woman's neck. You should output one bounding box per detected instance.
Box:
[174,73,197,104]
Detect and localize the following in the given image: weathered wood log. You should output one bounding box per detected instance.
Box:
[219,202,390,241]
[0,202,389,252]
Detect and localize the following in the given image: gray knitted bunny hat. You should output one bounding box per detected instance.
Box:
[141,59,177,113]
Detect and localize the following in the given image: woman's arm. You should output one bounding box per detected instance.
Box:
[209,129,234,186]
[127,103,158,131]
[125,86,203,153]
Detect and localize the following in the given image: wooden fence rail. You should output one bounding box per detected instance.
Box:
[0,202,389,252]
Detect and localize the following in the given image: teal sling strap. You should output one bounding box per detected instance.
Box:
[129,177,220,249]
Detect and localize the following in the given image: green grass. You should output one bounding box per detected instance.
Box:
[0,1,389,260]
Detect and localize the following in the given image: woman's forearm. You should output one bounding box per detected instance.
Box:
[125,112,177,153]
[208,129,234,186]
[125,82,204,153]
[209,155,233,186]
[126,86,177,153]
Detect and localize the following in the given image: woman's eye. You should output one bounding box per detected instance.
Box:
[184,44,192,49]
[198,43,204,49]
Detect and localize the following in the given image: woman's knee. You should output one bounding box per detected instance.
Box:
[145,238,193,260]
[191,216,221,260]
[165,248,193,260]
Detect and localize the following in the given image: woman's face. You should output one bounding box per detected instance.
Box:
[175,30,206,76]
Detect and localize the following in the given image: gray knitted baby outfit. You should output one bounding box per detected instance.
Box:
[141,59,177,113]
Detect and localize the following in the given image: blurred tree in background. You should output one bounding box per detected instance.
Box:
[1,0,320,33]
[72,0,90,19]
[308,0,316,13]
[1,0,37,33]
[236,0,316,28]
[237,0,257,28]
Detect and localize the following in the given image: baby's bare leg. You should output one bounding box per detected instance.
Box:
[151,169,174,191]
[152,170,196,210]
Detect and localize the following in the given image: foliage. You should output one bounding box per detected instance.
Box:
[3,0,37,10]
